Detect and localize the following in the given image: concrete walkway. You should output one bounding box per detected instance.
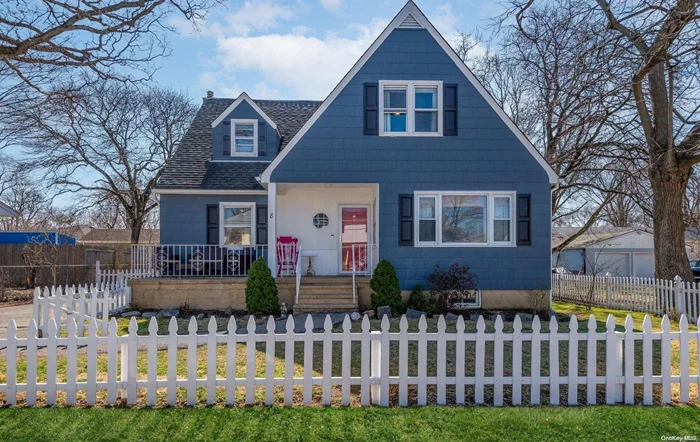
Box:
[0,303,33,338]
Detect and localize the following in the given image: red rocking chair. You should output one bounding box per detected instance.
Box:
[276,236,299,277]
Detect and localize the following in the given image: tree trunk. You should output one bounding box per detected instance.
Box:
[651,164,693,280]
[129,216,143,245]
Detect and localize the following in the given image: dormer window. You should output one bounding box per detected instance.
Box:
[379,81,442,136]
[232,119,258,156]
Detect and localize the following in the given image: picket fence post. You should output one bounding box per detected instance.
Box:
[675,275,686,315]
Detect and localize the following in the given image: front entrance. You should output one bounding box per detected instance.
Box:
[339,205,370,273]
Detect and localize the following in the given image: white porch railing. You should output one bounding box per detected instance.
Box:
[295,246,303,305]
[131,245,268,278]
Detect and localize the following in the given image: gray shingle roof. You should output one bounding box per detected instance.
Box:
[157,98,321,190]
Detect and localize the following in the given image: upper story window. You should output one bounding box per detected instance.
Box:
[232,119,258,156]
[379,81,442,136]
[415,191,515,247]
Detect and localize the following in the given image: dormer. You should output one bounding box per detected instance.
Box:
[210,92,281,161]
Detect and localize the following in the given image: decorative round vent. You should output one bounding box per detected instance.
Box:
[313,213,329,229]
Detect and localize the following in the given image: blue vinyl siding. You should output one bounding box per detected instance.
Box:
[271,28,552,291]
[212,101,280,161]
[159,194,267,244]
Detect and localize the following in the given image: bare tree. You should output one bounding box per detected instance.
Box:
[456,1,630,252]
[507,0,700,280]
[10,82,196,243]
[0,172,50,230]
[0,0,218,95]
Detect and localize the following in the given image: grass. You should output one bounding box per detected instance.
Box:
[1,301,698,407]
[0,406,699,441]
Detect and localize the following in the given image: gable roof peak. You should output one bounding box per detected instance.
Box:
[260,0,559,185]
[210,91,279,131]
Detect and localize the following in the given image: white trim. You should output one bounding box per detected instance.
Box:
[208,160,272,163]
[231,119,258,157]
[154,189,267,195]
[378,80,442,136]
[210,92,279,133]
[219,202,256,246]
[414,190,516,248]
[260,0,558,184]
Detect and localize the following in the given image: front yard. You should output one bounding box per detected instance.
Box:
[0,405,698,441]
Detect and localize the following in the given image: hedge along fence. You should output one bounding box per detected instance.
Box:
[0,313,698,407]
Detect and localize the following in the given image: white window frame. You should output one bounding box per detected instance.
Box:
[231,119,258,157]
[379,80,442,136]
[414,191,516,247]
[219,202,256,246]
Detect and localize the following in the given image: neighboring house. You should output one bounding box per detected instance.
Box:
[0,231,76,245]
[152,1,558,310]
[79,229,160,245]
[0,201,18,218]
[552,227,659,277]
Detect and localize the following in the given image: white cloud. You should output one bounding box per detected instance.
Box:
[213,18,388,99]
[320,0,342,11]
[224,1,295,36]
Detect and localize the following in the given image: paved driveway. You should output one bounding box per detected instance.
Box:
[0,303,33,338]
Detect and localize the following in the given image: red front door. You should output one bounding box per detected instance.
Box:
[340,206,369,272]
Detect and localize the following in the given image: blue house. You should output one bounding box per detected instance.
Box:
[152,1,558,311]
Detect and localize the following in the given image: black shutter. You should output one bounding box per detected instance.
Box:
[256,204,268,245]
[399,194,414,246]
[444,84,457,136]
[223,120,231,156]
[517,194,531,246]
[258,121,266,157]
[206,204,219,245]
[364,83,379,135]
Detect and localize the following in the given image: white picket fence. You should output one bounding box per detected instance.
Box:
[95,261,153,287]
[32,283,131,337]
[1,313,699,407]
[553,273,700,322]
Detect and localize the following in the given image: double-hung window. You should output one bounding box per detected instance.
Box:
[231,119,258,156]
[379,81,442,136]
[415,192,515,247]
[220,203,255,246]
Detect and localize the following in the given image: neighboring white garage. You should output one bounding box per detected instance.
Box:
[632,253,655,278]
[553,227,672,277]
[594,252,631,277]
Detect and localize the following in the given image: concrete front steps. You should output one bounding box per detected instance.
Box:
[293,276,358,314]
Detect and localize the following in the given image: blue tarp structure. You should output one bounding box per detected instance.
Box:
[0,231,77,245]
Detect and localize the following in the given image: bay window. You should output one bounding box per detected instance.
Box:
[220,203,255,246]
[414,192,515,247]
[379,81,442,136]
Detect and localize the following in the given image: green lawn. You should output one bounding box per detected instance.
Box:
[0,406,698,441]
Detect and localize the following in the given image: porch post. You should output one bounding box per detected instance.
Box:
[267,183,277,275]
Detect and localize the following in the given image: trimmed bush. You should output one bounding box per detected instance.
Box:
[406,284,437,315]
[245,256,280,315]
[370,259,403,313]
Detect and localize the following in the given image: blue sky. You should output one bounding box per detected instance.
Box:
[156,0,501,101]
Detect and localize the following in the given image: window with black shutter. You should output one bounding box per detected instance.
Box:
[256,204,268,245]
[222,121,231,156]
[443,84,457,136]
[517,194,531,246]
[399,194,414,246]
[258,121,266,157]
[206,204,219,245]
[364,83,378,135]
